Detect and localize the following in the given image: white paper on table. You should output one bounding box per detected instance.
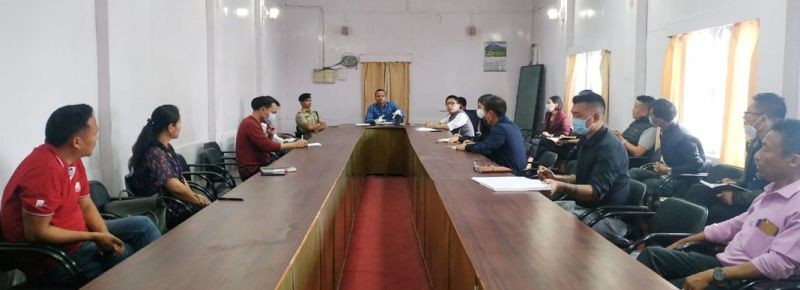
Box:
[436,138,450,143]
[355,123,371,127]
[415,127,439,132]
[470,176,551,192]
[307,143,322,147]
[449,146,458,150]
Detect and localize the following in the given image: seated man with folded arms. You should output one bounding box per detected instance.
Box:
[236,96,308,181]
[638,119,800,290]
[613,95,656,158]
[295,93,326,139]
[456,95,526,175]
[538,92,630,241]
[686,93,786,224]
[425,95,475,137]
[630,98,705,198]
[1,104,160,285]
[364,89,401,124]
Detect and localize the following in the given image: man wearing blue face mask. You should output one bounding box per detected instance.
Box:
[456,95,526,176]
[629,98,705,198]
[537,91,630,241]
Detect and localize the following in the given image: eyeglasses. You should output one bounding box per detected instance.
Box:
[743,111,763,116]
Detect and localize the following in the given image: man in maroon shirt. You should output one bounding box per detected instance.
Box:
[236,96,308,181]
[1,104,160,285]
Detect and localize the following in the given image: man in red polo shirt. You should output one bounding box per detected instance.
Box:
[1,104,160,285]
[236,96,308,181]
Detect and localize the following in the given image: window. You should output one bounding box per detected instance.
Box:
[663,20,759,166]
[564,50,610,120]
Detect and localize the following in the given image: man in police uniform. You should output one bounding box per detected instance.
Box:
[295,93,326,139]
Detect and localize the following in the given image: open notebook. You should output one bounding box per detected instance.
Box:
[470,176,551,192]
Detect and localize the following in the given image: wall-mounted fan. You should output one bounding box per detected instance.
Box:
[325,54,359,69]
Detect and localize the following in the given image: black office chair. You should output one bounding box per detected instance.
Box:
[0,224,87,288]
[124,174,205,229]
[577,180,648,246]
[199,147,240,183]
[629,146,662,169]
[175,154,235,198]
[89,180,168,233]
[584,197,707,253]
[202,141,236,158]
[464,109,480,133]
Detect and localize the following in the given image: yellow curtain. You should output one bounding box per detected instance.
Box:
[720,20,760,167]
[362,62,387,115]
[600,50,610,122]
[386,62,411,121]
[661,34,688,122]
[563,54,577,118]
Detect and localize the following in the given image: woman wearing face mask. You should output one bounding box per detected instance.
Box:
[128,105,212,228]
[543,95,572,137]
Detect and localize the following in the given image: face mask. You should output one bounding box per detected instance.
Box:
[572,117,588,135]
[546,105,554,113]
[744,123,757,140]
[476,109,485,119]
[268,112,277,122]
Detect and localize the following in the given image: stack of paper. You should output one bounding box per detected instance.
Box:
[436,138,451,143]
[355,123,371,127]
[470,176,551,192]
[307,143,322,147]
[415,127,440,132]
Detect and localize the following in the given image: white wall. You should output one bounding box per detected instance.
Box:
[0,1,101,189]
[278,0,534,132]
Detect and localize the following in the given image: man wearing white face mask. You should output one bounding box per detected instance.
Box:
[685,93,786,224]
[236,96,308,181]
[537,91,631,241]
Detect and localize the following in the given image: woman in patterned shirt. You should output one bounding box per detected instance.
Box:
[128,105,210,227]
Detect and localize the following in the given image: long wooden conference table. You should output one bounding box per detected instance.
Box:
[82,126,676,290]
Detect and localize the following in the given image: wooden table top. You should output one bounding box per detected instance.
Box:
[82,126,675,290]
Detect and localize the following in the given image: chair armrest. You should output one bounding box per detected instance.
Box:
[100,213,120,220]
[188,182,215,200]
[221,150,236,155]
[220,156,237,162]
[586,211,655,227]
[578,205,651,221]
[625,232,695,253]
[675,241,726,255]
[0,242,86,285]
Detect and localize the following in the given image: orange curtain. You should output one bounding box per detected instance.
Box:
[600,50,610,122]
[563,54,577,118]
[362,62,387,115]
[720,20,760,167]
[661,34,688,122]
[386,62,411,121]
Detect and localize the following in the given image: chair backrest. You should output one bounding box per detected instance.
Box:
[203,142,222,153]
[706,164,744,183]
[628,179,647,206]
[650,198,708,234]
[538,151,558,169]
[465,109,480,133]
[204,147,224,165]
[175,154,190,172]
[123,174,144,197]
[88,180,112,209]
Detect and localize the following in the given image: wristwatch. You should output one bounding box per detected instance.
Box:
[712,267,725,285]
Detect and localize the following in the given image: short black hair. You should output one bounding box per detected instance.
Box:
[478,94,496,105]
[753,93,786,120]
[298,93,312,102]
[251,96,279,110]
[445,95,459,103]
[375,89,385,94]
[770,119,800,157]
[636,95,656,110]
[45,104,94,147]
[650,98,677,122]
[483,95,507,117]
[572,91,606,114]
[458,97,467,108]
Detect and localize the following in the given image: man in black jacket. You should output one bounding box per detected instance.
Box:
[630,98,706,198]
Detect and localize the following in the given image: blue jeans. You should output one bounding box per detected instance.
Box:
[45,216,160,285]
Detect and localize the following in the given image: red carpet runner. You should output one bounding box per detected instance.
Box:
[339,176,431,290]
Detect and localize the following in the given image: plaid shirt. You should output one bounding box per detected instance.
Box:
[364,101,399,123]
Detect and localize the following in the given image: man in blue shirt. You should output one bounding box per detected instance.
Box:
[456,95,526,176]
[364,89,401,124]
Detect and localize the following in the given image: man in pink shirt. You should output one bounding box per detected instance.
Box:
[638,119,800,290]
